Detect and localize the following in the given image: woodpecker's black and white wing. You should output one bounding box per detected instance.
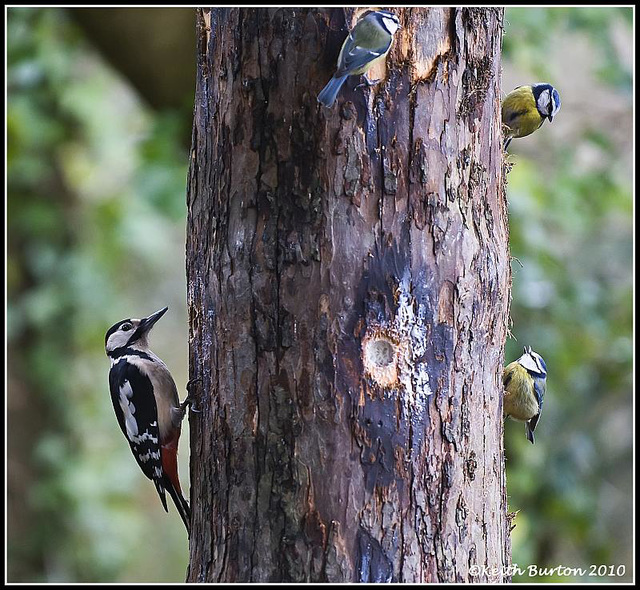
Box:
[108,358,168,511]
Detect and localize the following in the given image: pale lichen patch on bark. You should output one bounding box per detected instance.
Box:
[401,8,453,84]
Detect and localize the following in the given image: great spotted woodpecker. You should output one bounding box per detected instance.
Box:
[105,306,192,534]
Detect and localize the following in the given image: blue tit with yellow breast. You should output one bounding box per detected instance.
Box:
[502,83,561,149]
[317,9,400,108]
[503,346,547,444]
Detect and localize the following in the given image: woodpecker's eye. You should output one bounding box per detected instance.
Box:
[121,323,133,332]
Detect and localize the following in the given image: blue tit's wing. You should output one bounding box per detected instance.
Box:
[533,378,545,414]
[336,34,391,77]
[503,107,529,126]
[526,378,546,442]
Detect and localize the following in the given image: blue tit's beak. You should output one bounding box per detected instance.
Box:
[139,306,169,334]
[548,115,553,122]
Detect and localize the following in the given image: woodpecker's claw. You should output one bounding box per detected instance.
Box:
[178,395,200,415]
[186,377,202,394]
[183,378,202,413]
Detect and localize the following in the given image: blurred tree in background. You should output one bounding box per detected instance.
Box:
[6,6,633,583]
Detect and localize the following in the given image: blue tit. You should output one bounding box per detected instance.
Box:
[502,83,561,149]
[317,9,400,108]
[503,346,547,444]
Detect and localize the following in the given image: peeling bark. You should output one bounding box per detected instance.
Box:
[186,7,511,583]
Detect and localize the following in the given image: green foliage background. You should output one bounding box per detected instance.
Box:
[7,8,191,582]
[6,7,633,583]
[502,6,633,583]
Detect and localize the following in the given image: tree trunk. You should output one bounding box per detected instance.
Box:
[186,7,511,583]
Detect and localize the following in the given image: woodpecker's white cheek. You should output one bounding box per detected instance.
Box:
[107,331,130,352]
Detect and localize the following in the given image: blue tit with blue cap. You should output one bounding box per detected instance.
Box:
[502,83,561,149]
[503,346,547,444]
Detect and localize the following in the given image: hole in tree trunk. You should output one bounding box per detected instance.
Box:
[362,328,400,389]
[366,339,394,367]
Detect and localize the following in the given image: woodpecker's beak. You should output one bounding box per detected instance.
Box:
[139,306,169,334]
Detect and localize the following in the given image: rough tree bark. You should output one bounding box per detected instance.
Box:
[186,7,511,583]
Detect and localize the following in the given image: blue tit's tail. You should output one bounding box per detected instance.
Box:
[525,421,536,444]
[526,413,540,444]
[317,75,349,108]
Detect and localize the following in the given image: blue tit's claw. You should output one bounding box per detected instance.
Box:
[355,75,380,90]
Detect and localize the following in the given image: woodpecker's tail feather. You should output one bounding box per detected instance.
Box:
[153,475,190,535]
[165,475,191,536]
[317,75,349,108]
[159,439,191,535]
[154,480,169,512]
